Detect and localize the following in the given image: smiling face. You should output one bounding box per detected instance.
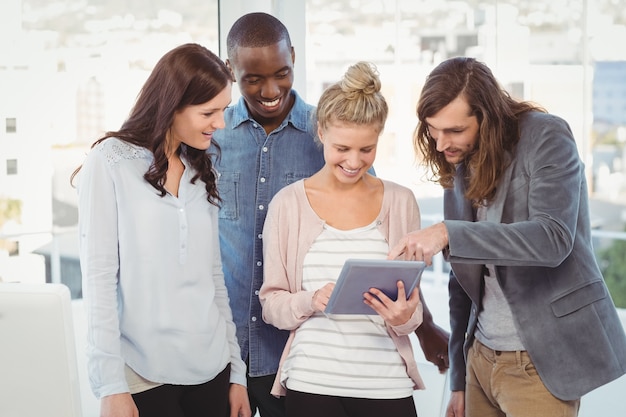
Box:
[425,95,479,164]
[168,83,232,152]
[227,39,295,133]
[318,121,379,186]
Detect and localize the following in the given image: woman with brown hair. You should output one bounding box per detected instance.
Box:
[74,43,250,417]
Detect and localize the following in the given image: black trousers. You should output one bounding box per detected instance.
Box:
[132,364,231,417]
[285,389,417,417]
[247,373,286,417]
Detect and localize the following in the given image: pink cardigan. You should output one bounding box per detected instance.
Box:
[259,178,426,397]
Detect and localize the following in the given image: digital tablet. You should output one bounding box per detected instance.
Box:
[324,259,426,315]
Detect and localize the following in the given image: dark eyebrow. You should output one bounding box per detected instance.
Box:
[200,102,231,112]
[275,66,291,73]
[244,66,291,78]
[427,122,468,132]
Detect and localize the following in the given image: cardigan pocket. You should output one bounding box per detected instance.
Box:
[550,280,607,317]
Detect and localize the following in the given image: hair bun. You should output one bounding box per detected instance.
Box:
[340,61,381,98]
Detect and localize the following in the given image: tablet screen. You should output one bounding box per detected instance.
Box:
[324,259,426,315]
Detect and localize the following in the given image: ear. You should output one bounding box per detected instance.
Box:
[316,122,324,143]
[225,59,236,83]
[290,46,295,65]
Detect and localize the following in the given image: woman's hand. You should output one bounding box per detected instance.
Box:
[311,282,335,312]
[100,393,138,417]
[229,383,252,417]
[363,280,421,326]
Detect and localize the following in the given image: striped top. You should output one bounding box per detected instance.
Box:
[280,221,415,399]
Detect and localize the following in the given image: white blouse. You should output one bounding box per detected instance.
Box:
[77,138,245,398]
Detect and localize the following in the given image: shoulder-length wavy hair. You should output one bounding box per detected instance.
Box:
[71,43,232,206]
[414,56,544,204]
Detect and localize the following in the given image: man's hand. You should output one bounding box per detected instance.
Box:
[415,319,450,373]
[446,391,465,417]
[414,288,450,373]
[388,222,449,266]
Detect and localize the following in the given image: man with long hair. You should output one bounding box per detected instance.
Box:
[390,56,626,417]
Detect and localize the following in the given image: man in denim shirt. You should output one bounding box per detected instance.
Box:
[211,12,450,417]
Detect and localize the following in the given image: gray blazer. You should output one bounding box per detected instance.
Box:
[444,111,626,401]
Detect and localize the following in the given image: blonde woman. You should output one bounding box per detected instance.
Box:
[259,62,424,417]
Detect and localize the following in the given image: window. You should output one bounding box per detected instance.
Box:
[305,0,626,306]
[6,159,17,175]
[1,0,220,290]
[5,118,16,133]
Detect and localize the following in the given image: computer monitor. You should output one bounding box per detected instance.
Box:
[0,283,82,417]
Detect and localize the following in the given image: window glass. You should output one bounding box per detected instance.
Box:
[5,118,16,133]
[2,0,625,304]
[305,0,626,202]
[0,0,219,285]
[305,0,626,305]
[6,159,18,175]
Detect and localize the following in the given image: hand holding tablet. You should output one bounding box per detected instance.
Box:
[324,259,427,315]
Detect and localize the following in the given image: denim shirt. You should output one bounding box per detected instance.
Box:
[211,91,325,377]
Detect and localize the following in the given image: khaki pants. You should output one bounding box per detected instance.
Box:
[466,339,580,417]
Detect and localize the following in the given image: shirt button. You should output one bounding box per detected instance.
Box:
[251,317,257,322]
[258,205,264,210]
[255,290,259,296]
[260,177,266,183]
[257,234,262,239]
[262,147,268,152]
[257,261,262,267]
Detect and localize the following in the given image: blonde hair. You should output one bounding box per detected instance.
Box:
[316,61,388,132]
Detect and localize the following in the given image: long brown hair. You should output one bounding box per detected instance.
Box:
[71,43,231,206]
[414,57,544,204]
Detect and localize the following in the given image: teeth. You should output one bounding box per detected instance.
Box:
[343,167,358,174]
[262,98,279,107]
